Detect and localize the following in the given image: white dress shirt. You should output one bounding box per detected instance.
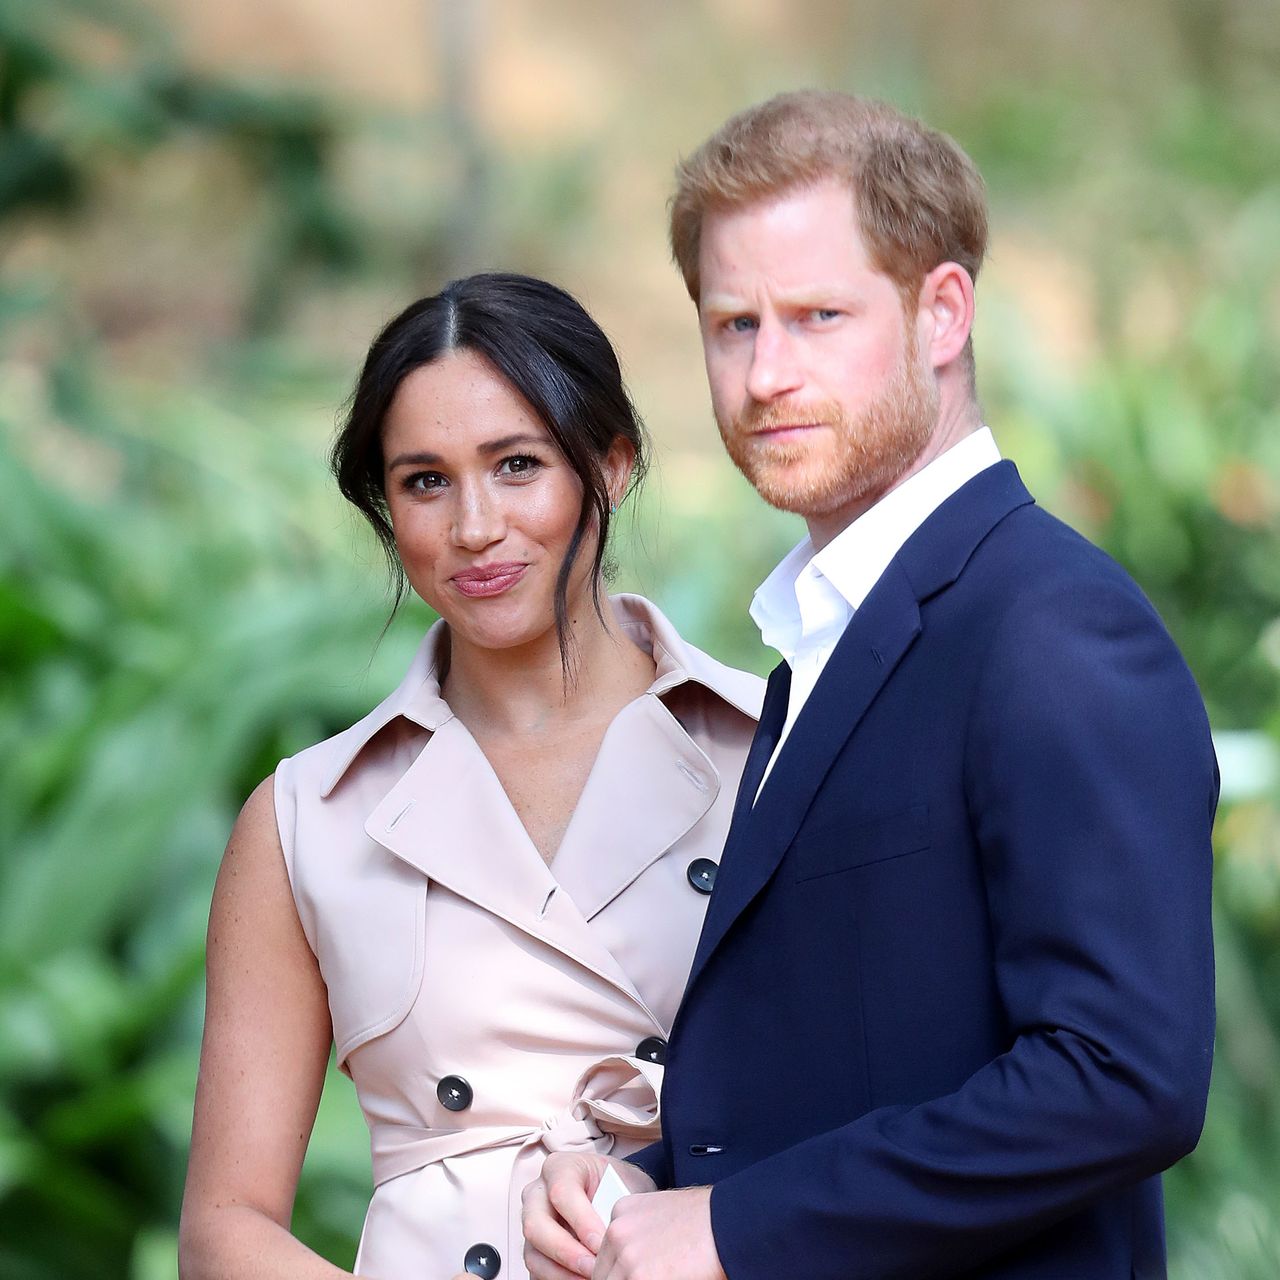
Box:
[751,427,1002,795]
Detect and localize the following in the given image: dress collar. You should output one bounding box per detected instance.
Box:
[319,592,761,797]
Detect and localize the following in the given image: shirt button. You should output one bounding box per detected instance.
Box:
[437,1075,473,1112]
[686,858,717,894]
[635,1036,667,1065]
[464,1243,501,1277]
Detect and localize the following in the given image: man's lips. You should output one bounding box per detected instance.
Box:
[450,562,528,597]
[748,422,824,441]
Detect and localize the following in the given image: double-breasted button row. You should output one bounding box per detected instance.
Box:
[437,1075,473,1112]
[464,1242,501,1277]
[635,1035,667,1065]
[686,857,717,894]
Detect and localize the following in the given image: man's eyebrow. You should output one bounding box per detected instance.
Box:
[385,433,547,469]
[701,290,858,317]
[700,295,751,317]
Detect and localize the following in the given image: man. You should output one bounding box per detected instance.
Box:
[522,91,1216,1280]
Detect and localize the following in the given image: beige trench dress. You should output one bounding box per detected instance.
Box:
[275,595,763,1280]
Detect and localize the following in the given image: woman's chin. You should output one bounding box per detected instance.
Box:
[442,607,559,657]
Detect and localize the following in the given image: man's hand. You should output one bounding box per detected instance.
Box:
[593,1186,726,1280]
[522,1152,655,1279]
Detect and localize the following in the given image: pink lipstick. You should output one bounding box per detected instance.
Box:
[451,562,528,598]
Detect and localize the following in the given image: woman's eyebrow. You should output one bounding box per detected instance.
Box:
[385,433,547,470]
[475,432,547,455]
[385,449,442,468]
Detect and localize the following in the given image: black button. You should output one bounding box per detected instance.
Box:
[686,858,717,894]
[464,1243,501,1277]
[636,1036,667,1065]
[437,1075,473,1112]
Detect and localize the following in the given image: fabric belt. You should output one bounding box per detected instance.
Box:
[369,1053,664,1187]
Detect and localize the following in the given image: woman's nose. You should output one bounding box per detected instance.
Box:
[450,483,506,551]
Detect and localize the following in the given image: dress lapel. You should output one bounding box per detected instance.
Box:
[550,693,718,921]
[365,718,655,1018]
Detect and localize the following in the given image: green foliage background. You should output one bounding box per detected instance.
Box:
[1,1,1278,1276]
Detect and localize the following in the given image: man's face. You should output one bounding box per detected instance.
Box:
[697,178,939,543]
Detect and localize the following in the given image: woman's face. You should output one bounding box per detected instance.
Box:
[381,348,623,654]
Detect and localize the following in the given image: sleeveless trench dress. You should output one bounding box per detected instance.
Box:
[275,595,763,1279]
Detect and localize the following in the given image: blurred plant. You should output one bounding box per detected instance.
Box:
[0,10,1278,1279]
[0,354,428,1275]
[0,0,364,333]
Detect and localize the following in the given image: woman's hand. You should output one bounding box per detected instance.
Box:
[522,1153,655,1279]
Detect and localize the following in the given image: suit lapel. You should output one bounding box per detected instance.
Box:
[686,461,1036,988]
[687,562,921,984]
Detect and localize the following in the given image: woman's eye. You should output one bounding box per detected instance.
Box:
[499,454,542,477]
[405,471,446,493]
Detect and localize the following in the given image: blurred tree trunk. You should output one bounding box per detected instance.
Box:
[436,0,492,277]
[1172,0,1231,90]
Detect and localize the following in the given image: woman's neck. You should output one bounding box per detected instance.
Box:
[440,595,657,738]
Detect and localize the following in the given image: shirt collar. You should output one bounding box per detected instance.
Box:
[319,592,762,796]
[750,426,1002,660]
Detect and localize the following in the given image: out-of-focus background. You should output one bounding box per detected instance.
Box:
[2,0,1278,1276]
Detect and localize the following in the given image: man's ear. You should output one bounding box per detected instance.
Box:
[917,261,975,371]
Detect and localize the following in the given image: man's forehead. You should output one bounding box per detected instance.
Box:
[697,195,883,310]
[702,178,859,236]
[699,278,862,313]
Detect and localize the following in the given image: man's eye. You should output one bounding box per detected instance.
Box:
[728,316,757,333]
[812,308,840,321]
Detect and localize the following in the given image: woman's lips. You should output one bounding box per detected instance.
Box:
[450,562,528,598]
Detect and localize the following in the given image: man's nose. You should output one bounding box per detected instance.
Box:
[451,482,505,550]
[745,320,804,403]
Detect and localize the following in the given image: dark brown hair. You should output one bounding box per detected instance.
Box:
[330,272,647,670]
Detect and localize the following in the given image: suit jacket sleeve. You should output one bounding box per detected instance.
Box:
[624,1140,670,1190]
[708,573,1218,1279]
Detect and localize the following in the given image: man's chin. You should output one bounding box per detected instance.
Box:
[744,470,857,520]
[737,457,899,525]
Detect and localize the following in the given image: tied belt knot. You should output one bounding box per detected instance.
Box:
[369,1053,664,1187]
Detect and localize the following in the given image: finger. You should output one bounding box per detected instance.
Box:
[545,1165,607,1254]
[522,1191,597,1279]
[590,1226,622,1280]
[524,1243,594,1280]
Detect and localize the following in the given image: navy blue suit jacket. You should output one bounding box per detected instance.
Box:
[631,463,1217,1279]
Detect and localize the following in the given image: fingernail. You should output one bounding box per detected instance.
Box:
[585,1230,603,1252]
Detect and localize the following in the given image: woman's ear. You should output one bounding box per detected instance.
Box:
[917,260,975,371]
[603,436,637,509]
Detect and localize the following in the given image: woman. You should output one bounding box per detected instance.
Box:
[179,273,763,1280]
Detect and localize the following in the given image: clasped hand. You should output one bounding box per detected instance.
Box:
[519,1152,727,1280]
